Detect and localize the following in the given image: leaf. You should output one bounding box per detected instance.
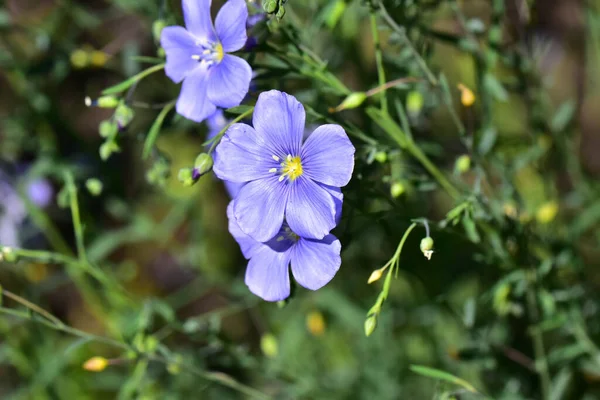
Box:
[478,125,497,155]
[550,100,576,133]
[462,215,481,243]
[483,73,508,102]
[142,101,175,160]
[409,365,478,393]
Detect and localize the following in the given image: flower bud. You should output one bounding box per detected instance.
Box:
[330,92,367,113]
[178,168,197,187]
[454,154,471,174]
[420,237,434,260]
[275,4,286,19]
[99,120,117,138]
[70,49,89,69]
[374,151,387,163]
[406,90,424,116]
[262,0,278,13]
[367,268,384,284]
[260,333,279,358]
[458,83,475,107]
[152,20,167,42]
[90,51,108,67]
[99,141,120,161]
[390,182,405,198]
[86,95,120,109]
[85,178,103,196]
[1,247,17,263]
[364,315,377,337]
[115,103,135,129]
[194,153,214,176]
[536,201,558,224]
[306,311,326,336]
[83,356,108,372]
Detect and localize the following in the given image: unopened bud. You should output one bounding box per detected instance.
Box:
[390,182,405,198]
[275,4,286,19]
[85,95,120,109]
[152,20,167,42]
[420,237,434,260]
[306,311,326,336]
[364,315,377,337]
[368,268,384,284]
[194,153,214,176]
[90,50,108,67]
[83,356,108,372]
[178,168,197,187]
[99,141,120,161]
[374,151,387,163]
[536,201,558,224]
[458,83,475,107]
[455,154,471,174]
[1,247,17,263]
[406,90,424,116]
[262,0,278,13]
[70,49,89,68]
[115,103,135,129]
[85,178,103,196]
[330,92,367,113]
[99,120,117,138]
[260,333,278,358]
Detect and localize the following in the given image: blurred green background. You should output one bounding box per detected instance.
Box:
[2,0,600,399]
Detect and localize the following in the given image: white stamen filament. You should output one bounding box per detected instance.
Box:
[269,168,277,173]
[272,155,280,161]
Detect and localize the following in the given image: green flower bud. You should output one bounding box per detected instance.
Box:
[325,0,347,29]
[115,103,135,129]
[85,95,120,108]
[374,151,387,163]
[262,0,278,13]
[85,178,103,196]
[152,20,167,42]
[260,333,279,358]
[455,154,471,174]
[406,90,424,116]
[194,153,214,176]
[99,141,120,161]
[364,315,377,337]
[420,237,434,260]
[275,5,285,20]
[330,92,367,113]
[390,182,405,198]
[99,120,117,138]
[1,247,17,263]
[177,168,197,187]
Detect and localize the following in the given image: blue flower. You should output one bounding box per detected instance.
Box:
[214,90,355,242]
[161,0,252,123]
[207,110,244,198]
[227,202,341,301]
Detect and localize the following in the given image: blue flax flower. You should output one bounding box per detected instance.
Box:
[214,90,355,242]
[227,202,341,301]
[161,0,252,123]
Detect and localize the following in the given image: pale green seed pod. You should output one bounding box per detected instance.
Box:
[364,315,377,337]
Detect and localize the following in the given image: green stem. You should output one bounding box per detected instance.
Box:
[406,141,461,200]
[207,107,254,154]
[526,284,551,400]
[64,171,87,263]
[370,12,388,113]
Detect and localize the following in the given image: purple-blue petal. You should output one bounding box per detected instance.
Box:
[213,123,278,182]
[227,201,261,259]
[286,176,337,240]
[207,55,252,109]
[320,184,343,225]
[160,26,199,83]
[182,0,216,42]
[207,109,227,138]
[245,244,292,301]
[291,235,341,290]
[301,124,355,187]
[224,180,243,198]
[233,176,290,242]
[175,66,216,123]
[252,90,305,157]
[215,0,248,52]
[27,179,53,208]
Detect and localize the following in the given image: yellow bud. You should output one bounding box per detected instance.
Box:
[329,92,367,113]
[458,83,475,107]
[390,182,405,198]
[455,154,471,174]
[83,356,108,372]
[306,311,326,336]
[536,201,558,224]
[406,90,424,116]
[70,49,89,69]
[367,268,384,284]
[90,51,108,67]
[260,333,278,358]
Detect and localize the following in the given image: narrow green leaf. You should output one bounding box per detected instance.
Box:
[409,365,478,393]
[142,101,175,160]
[550,100,576,133]
[483,73,508,102]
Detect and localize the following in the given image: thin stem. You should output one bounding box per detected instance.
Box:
[370,11,388,113]
[526,283,551,400]
[206,107,255,154]
[64,171,87,263]
[406,140,461,200]
[3,289,65,327]
[365,77,422,97]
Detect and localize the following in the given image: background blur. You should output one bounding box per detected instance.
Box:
[2,0,600,399]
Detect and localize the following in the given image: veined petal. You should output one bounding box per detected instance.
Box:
[286,177,336,240]
[207,55,252,109]
[301,124,355,187]
[176,66,216,123]
[252,90,305,156]
[224,180,243,199]
[320,184,343,225]
[291,235,341,290]
[160,26,199,83]
[213,123,278,182]
[182,0,216,42]
[233,176,290,242]
[245,245,292,301]
[215,0,248,52]
[227,201,260,259]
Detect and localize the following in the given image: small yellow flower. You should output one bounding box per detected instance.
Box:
[536,201,559,224]
[83,356,108,372]
[457,83,475,107]
[306,311,326,336]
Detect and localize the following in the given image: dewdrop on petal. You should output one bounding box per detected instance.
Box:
[420,237,434,260]
[83,356,108,372]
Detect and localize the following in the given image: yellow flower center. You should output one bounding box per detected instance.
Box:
[280,155,303,181]
[214,42,224,62]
